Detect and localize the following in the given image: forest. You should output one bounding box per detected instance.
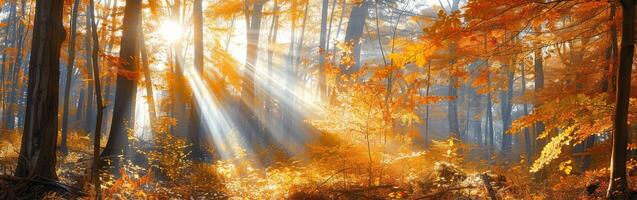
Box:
[0,0,636,199]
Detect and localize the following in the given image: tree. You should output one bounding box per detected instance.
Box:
[190,0,204,161]
[343,0,369,72]
[100,0,142,171]
[440,0,462,140]
[88,0,105,195]
[15,0,66,179]
[61,0,81,154]
[240,0,264,147]
[607,0,635,198]
[318,0,329,99]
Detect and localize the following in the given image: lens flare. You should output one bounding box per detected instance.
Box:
[157,20,183,43]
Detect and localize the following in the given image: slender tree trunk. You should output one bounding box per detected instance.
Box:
[88,0,104,196]
[266,0,279,123]
[15,0,66,179]
[295,1,309,80]
[100,0,141,171]
[85,11,96,133]
[484,35,494,157]
[500,62,514,155]
[533,29,545,151]
[318,0,329,99]
[532,26,547,180]
[61,0,81,154]
[607,1,635,198]
[486,72,494,153]
[521,62,532,165]
[423,61,432,147]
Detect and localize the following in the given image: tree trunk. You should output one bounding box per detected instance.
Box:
[343,0,369,72]
[294,1,309,95]
[85,9,96,133]
[100,0,141,171]
[486,72,494,154]
[61,0,81,154]
[521,62,532,164]
[240,0,264,149]
[483,36,494,156]
[137,13,157,134]
[88,0,104,196]
[448,75,460,139]
[533,32,545,152]
[266,0,279,122]
[607,1,635,198]
[423,61,432,147]
[331,0,346,63]
[318,0,329,99]
[189,0,204,161]
[500,63,514,155]
[444,0,462,140]
[15,0,66,180]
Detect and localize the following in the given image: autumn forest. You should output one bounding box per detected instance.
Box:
[0,0,636,199]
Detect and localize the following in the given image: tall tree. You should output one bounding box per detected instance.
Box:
[532,25,545,162]
[190,0,204,161]
[139,16,157,133]
[442,0,461,140]
[266,0,280,121]
[88,0,104,195]
[15,0,66,179]
[240,0,264,146]
[318,0,329,99]
[100,0,142,170]
[607,0,635,198]
[60,0,81,154]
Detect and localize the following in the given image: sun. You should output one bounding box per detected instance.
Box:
[157,20,183,43]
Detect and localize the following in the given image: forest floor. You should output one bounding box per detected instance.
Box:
[0,130,635,199]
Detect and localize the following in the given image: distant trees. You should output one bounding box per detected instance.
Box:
[2,0,636,198]
[15,0,66,179]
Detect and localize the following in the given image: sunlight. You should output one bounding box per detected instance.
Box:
[184,68,251,159]
[157,20,183,43]
[134,86,151,140]
[2,0,625,199]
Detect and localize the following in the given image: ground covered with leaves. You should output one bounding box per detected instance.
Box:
[2,130,636,199]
